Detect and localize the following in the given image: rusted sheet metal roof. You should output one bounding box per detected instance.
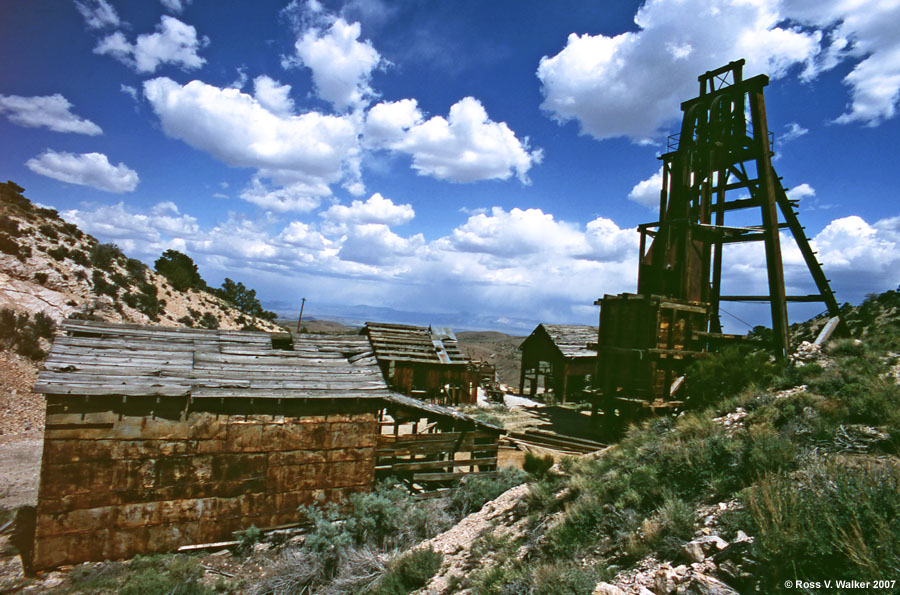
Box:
[525,324,598,359]
[35,320,389,399]
[363,322,468,365]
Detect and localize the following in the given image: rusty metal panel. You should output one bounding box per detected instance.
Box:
[32,398,379,570]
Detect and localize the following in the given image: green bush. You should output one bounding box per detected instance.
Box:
[683,346,777,409]
[69,248,90,266]
[369,547,442,595]
[447,467,528,518]
[38,223,58,240]
[523,452,555,478]
[0,308,55,360]
[91,270,117,298]
[532,561,603,595]
[0,234,23,258]
[200,312,219,329]
[125,257,147,279]
[47,246,68,261]
[90,242,122,270]
[63,554,216,594]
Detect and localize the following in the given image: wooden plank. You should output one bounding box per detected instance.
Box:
[376,457,497,472]
[35,384,191,397]
[412,471,497,482]
[378,430,497,444]
[190,388,386,399]
[377,441,499,457]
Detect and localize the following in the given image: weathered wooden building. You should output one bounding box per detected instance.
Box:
[518,324,598,402]
[29,320,500,570]
[363,322,476,405]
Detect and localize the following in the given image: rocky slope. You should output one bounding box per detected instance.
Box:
[0,180,281,333]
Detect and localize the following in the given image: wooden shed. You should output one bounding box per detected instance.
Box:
[518,324,598,402]
[363,322,476,405]
[28,320,500,570]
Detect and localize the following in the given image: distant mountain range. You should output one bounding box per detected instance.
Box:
[266,300,548,336]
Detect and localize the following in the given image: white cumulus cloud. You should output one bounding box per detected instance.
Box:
[628,167,663,208]
[537,0,822,141]
[94,16,208,73]
[253,75,295,118]
[448,207,585,258]
[143,77,360,192]
[786,183,816,201]
[290,17,382,111]
[538,0,900,140]
[239,178,323,213]
[26,150,138,193]
[0,93,102,135]
[338,223,425,266]
[322,193,414,226]
[365,97,542,184]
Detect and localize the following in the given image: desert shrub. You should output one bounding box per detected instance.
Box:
[177,315,195,327]
[69,248,90,266]
[369,547,442,595]
[64,554,224,594]
[32,312,56,339]
[33,272,48,285]
[47,246,69,261]
[110,271,131,289]
[0,308,54,360]
[0,215,20,235]
[234,525,262,555]
[683,345,777,409]
[199,312,220,329]
[826,337,867,357]
[301,480,452,554]
[447,467,528,519]
[0,309,17,341]
[135,283,161,319]
[91,270,117,298]
[38,223,58,240]
[531,561,604,595]
[61,221,80,236]
[90,242,123,270]
[125,257,146,279]
[627,495,694,560]
[155,249,204,291]
[735,459,900,589]
[0,234,22,257]
[523,452,555,478]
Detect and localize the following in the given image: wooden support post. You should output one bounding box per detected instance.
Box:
[749,87,790,360]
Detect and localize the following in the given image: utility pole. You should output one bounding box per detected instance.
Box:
[296,297,306,334]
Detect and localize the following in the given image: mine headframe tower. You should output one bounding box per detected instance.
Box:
[595,60,846,421]
[637,59,846,359]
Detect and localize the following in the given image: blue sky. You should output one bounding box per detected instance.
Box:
[2,0,899,333]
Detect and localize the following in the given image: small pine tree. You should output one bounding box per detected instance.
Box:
[154,250,204,292]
